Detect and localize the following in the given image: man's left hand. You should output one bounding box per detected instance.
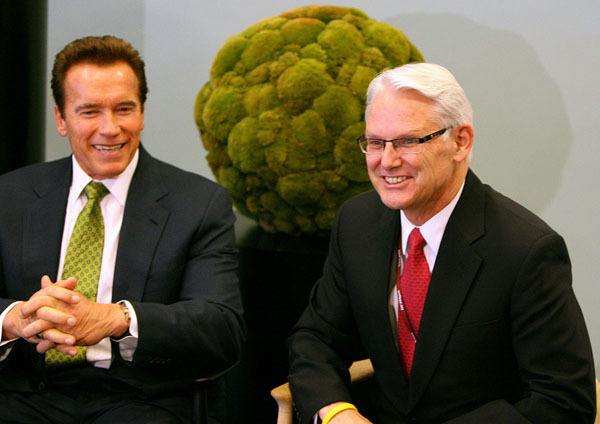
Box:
[40,295,128,346]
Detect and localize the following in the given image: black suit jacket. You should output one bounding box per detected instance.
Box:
[0,147,244,394]
[289,170,595,423]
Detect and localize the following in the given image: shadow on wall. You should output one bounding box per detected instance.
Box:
[389,13,571,214]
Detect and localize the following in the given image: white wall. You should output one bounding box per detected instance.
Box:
[46,0,600,371]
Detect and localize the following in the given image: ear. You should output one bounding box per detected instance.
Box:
[452,124,474,162]
[53,105,68,137]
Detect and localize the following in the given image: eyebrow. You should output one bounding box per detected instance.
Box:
[116,100,138,108]
[74,100,138,113]
[366,124,437,139]
[74,103,99,113]
[365,132,421,139]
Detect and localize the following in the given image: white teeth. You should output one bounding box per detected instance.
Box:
[384,176,408,184]
[95,144,123,151]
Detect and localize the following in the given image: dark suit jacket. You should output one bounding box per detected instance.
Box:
[289,170,595,423]
[0,146,244,394]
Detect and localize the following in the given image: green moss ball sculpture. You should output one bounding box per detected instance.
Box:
[195,5,423,235]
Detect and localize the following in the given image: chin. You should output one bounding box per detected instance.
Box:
[378,195,408,210]
[91,165,127,180]
[372,186,407,208]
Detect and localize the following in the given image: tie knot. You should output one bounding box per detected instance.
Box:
[407,228,426,255]
[84,181,109,201]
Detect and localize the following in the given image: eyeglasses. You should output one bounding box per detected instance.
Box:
[357,128,450,155]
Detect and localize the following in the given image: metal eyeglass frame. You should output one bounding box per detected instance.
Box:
[357,127,450,154]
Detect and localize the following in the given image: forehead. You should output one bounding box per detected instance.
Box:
[366,88,438,133]
[63,61,139,97]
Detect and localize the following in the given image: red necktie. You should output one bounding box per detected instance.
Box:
[397,228,430,377]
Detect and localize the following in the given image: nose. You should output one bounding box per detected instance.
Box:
[380,142,402,169]
[99,112,120,137]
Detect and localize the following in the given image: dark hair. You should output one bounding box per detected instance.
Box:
[51,35,148,113]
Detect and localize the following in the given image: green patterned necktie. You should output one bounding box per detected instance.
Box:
[45,181,109,367]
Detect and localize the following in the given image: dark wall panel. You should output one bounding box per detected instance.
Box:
[0,0,47,174]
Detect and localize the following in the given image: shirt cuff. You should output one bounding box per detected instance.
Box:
[0,301,22,361]
[111,300,139,361]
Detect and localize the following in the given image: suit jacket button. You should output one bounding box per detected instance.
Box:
[37,382,45,391]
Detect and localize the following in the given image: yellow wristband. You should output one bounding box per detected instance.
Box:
[322,402,358,424]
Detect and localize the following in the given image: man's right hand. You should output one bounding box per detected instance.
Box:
[319,402,373,424]
[2,276,80,353]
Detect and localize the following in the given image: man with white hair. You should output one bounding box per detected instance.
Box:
[289,63,595,423]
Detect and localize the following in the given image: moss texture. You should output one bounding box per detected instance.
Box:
[196,5,423,235]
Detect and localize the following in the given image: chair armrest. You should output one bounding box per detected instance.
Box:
[271,381,294,424]
[348,358,374,383]
[271,359,374,424]
[193,364,239,424]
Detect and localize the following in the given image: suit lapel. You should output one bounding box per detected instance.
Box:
[22,159,71,291]
[408,170,486,408]
[112,148,169,302]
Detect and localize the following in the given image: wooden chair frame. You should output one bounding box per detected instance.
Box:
[271,359,374,424]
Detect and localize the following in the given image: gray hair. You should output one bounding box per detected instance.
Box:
[365,63,473,129]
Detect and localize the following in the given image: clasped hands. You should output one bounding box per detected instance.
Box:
[4,276,128,355]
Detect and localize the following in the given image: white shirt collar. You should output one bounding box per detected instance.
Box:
[400,181,465,257]
[69,149,139,206]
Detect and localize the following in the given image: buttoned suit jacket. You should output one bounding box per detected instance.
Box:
[0,146,244,394]
[289,170,595,423]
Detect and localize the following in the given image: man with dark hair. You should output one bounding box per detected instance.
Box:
[288,63,595,423]
[51,35,148,113]
[0,35,244,423]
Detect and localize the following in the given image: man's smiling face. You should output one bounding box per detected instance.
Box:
[365,88,467,225]
[54,61,144,180]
